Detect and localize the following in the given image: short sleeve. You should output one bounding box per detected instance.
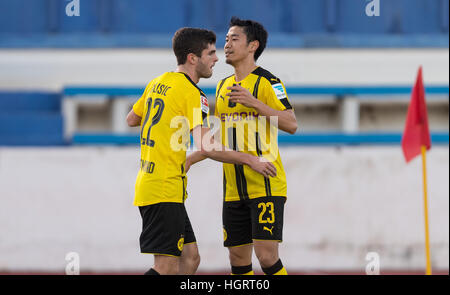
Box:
[214,85,219,118]
[185,90,210,131]
[260,78,293,111]
[132,83,151,117]
[215,79,227,117]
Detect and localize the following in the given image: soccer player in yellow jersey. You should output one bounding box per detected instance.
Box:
[126,28,277,275]
[186,17,297,275]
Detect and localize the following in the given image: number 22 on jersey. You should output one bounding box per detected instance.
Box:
[140,97,165,147]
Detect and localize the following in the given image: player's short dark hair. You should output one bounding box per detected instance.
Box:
[229,16,268,61]
[172,27,216,65]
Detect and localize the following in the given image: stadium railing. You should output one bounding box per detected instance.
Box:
[62,85,449,146]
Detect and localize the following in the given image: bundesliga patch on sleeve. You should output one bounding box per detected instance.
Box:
[201,95,209,113]
[272,83,287,100]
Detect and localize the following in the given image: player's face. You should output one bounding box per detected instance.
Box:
[196,43,218,79]
[224,26,251,65]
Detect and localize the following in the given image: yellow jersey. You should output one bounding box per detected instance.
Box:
[132,72,209,206]
[215,67,293,202]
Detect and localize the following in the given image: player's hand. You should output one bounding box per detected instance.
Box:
[247,156,277,178]
[226,85,258,108]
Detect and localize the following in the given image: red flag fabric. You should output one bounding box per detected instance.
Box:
[401,66,431,162]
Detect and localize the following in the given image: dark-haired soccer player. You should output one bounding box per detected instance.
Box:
[187,17,297,275]
[126,27,277,275]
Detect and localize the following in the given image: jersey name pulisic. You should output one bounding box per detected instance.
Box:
[133,72,209,206]
[215,67,293,202]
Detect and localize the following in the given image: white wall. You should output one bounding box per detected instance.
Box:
[0,146,448,272]
[0,49,448,91]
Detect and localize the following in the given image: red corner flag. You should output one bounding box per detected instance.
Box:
[401,66,431,162]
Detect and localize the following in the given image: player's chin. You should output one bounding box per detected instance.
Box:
[201,70,213,79]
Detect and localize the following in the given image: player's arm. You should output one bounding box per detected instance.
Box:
[250,101,297,134]
[127,81,152,127]
[126,109,142,127]
[191,125,277,178]
[226,85,298,134]
[185,151,206,173]
[185,81,224,172]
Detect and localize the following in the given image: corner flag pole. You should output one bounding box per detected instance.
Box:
[402,66,433,275]
[421,145,432,275]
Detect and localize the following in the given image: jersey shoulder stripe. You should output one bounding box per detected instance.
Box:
[179,72,209,124]
[216,74,234,99]
[252,67,292,110]
[251,67,281,85]
[219,74,234,84]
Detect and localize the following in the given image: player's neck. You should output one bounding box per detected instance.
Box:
[233,57,258,83]
[176,65,200,84]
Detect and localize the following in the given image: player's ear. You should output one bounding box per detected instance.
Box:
[186,53,198,65]
[249,40,259,53]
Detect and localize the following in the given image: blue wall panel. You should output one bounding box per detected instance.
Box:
[57,0,104,33]
[336,0,400,34]
[224,0,286,32]
[2,0,447,35]
[441,0,449,32]
[0,113,63,134]
[185,0,225,31]
[0,0,48,33]
[400,0,447,33]
[0,0,448,47]
[0,91,64,146]
[109,0,187,33]
[0,92,61,112]
[287,0,328,33]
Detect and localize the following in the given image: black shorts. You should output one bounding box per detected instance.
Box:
[222,196,286,247]
[138,202,196,257]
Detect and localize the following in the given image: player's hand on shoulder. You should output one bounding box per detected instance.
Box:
[248,155,277,178]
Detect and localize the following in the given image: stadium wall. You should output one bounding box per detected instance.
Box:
[0,49,448,91]
[0,146,448,273]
